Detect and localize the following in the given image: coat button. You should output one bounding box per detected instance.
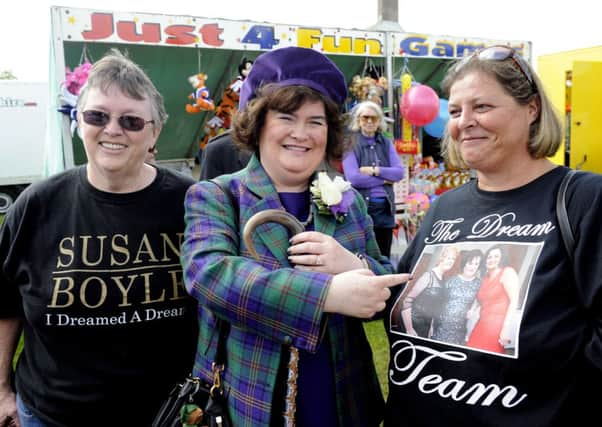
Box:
[283,336,293,346]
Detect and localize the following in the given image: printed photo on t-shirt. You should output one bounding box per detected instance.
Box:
[390,241,543,358]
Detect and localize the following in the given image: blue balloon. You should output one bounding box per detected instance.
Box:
[424,99,449,138]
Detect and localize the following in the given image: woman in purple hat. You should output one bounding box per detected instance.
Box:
[181,46,409,427]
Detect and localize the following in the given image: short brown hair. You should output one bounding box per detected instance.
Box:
[232,84,349,163]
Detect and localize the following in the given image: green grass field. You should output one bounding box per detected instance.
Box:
[364,320,390,397]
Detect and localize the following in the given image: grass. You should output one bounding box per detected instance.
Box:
[2,213,24,369]
[13,336,24,368]
[364,319,389,398]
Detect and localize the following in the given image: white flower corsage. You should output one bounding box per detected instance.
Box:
[310,172,354,223]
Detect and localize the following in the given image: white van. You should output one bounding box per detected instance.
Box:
[0,81,47,213]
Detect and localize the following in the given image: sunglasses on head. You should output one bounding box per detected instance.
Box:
[82,110,155,132]
[458,45,535,89]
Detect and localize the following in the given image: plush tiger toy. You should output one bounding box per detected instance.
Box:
[185,73,215,113]
[197,57,253,150]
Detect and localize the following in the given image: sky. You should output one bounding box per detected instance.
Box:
[1,0,600,81]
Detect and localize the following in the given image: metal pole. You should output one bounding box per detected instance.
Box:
[373,0,403,114]
[385,33,394,113]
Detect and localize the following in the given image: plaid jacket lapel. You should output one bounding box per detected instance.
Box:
[241,156,292,266]
[312,202,336,237]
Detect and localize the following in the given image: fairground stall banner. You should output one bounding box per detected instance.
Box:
[52,7,530,60]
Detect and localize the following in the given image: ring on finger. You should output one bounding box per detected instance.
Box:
[315,255,321,266]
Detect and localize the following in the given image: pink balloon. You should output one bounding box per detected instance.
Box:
[401,84,440,126]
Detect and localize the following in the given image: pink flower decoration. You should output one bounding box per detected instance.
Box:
[65,61,92,96]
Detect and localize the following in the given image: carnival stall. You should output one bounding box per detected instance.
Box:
[49,6,531,262]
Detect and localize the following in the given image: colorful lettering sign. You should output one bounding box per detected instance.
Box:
[393,34,531,60]
[56,8,385,56]
[54,7,530,59]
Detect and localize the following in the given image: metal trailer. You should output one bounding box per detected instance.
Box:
[0,81,47,213]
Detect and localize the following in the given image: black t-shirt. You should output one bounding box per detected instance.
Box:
[385,166,602,426]
[0,166,198,427]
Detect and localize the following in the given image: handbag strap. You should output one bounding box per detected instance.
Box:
[556,169,576,263]
[213,319,230,366]
[209,178,238,366]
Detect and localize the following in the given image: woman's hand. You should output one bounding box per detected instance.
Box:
[499,321,514,349]
[405,328,418,336]
[498,335,512,349]
[400,307,417,336]
[466,302,480,320]
[0,388,20,427]
[288,231,364,274]
[359,166,379,176]
[324,269,410,318]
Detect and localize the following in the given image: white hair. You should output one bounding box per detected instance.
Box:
[350,100,387,133]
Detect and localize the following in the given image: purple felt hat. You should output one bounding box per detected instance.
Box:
[239,47,347,110]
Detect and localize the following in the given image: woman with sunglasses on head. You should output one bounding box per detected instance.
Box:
[0,49,198,427]
[343,101,405,258]
[384,46,602,426]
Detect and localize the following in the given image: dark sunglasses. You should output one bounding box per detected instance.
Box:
[82,110,155,132]
[458,45,535,89]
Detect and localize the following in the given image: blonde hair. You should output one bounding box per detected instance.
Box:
[438,246,460,263]
[440,55,562,169]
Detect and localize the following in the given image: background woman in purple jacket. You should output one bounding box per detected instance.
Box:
[343,101,405,258]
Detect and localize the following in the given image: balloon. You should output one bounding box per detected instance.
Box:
[404,192,431,215]
[423,99,449,138]
[401,84,439,126]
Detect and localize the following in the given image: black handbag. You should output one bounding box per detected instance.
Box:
[152,319,231,427]
[153,178,238,427]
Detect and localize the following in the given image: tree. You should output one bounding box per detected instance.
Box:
[0,70,17,80]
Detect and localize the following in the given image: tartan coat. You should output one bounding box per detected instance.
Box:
[181,155,394,426]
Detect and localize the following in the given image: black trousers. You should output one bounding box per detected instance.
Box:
[373,226,393,258]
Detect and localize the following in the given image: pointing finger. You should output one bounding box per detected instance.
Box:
[378,273,412,288]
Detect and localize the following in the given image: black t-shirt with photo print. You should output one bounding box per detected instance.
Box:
[386,166,602,426]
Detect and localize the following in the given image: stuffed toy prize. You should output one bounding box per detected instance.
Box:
[185,73,215,113]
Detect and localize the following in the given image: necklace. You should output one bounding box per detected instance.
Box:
[278,190,313,228]
[300,210,313,228]
[299,193,314,228]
